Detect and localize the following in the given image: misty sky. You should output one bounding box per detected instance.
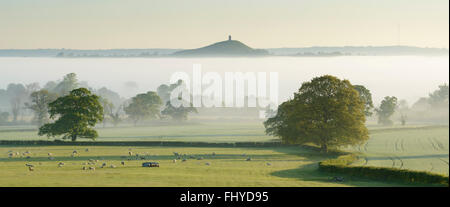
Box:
[0,0,448,49]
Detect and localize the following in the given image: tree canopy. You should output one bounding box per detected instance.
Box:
[264,75,368,152]
[124,91,162,125]
[375,96,398,126]
[161,100,197,121]
[25,89,58,127]
[354,85,374,117]
[38,88,103,141]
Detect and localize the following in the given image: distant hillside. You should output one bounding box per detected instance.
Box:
[172,40,269,57]
[266,46,449,56]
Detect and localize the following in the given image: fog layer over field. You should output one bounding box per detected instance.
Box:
[0,56,448,104]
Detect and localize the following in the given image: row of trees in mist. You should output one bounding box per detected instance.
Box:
[0,73,197,127]
[0,73,448,127]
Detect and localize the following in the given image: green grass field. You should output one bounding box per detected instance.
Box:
[0,145,423,187]
[348,125,449,175]
[0,122,448,186]
[0,122,276,142]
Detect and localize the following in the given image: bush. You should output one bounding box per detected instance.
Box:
[319,154,449,186]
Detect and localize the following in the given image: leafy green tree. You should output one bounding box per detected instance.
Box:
[428,84,449,107]
[38,88,103,141]
[161,100,197,121]
[124,91,162,125]
[25,90,58,127]
[157,80,183,105]
[353,85,374,116]
[264,75,368,152]
[375,96,398,126]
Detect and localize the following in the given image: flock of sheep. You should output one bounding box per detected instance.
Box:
[6,148,273,172]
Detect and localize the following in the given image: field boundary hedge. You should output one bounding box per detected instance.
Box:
[318,153,449,186]
[0,140,284,148]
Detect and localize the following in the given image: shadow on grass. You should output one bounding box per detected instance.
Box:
[266,146,429,187]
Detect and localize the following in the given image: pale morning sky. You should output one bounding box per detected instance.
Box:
[0,0,448,49]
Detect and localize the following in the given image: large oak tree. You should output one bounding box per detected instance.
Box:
[264,75,368,152]
[38,88,103,141]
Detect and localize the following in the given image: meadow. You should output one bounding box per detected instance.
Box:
[0,145,422,187]
[348,125,449,175]
[0,122,448,186]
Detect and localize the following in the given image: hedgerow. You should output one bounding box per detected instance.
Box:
[319,154,449,186]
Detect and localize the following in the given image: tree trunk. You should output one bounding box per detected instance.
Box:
[71,135,77,142]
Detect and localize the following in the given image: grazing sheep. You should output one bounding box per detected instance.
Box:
[48,153,52,156]
[28,166,34,171]
[110,165,116,168]
[173,159,177,163]
[82,166,87,170]
[88,166,95,171]
[101,163,107,168]
[121,161,125,166]
[246,157,252,161]
[73,150,78,154]
[25,163,34,167]
[85,148,89,152]
[205,162,211,166]
[58,162,65,167]
[266,163,272,166]
[128,151,133,156]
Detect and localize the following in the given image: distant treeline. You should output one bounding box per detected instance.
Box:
[0,46,448,57]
